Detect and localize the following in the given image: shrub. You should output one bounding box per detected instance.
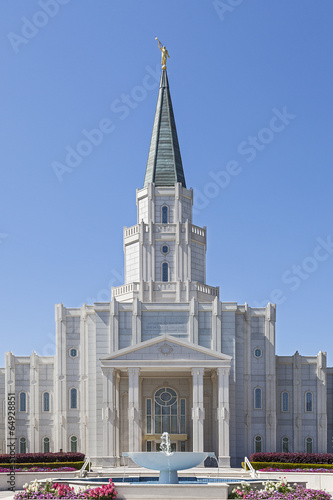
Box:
[249,461,333,471]
[0,452,84,464]
[0,461,84,470]
[249,452,333,464]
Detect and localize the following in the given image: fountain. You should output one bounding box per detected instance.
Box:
[123,432,215,484]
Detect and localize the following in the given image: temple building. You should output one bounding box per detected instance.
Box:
[0,65,332,467]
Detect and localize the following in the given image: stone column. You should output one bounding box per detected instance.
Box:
[316,351,327,452]
[102,367,118,465]
[293,351,302,451]
[128,368,140,452]
[264,305,276,452]
[191,368,205,452]
[217,367,230,467]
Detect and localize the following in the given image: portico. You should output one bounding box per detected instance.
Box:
[101,335,231,466]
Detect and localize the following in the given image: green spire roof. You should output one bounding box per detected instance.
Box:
[144,70,186,188]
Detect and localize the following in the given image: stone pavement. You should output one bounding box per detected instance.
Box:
[0,492,17,499]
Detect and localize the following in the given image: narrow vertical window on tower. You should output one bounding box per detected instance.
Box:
[19,437,27,454]
[19,392,27,412]
[305,391,313,412]
[254,387,262,409]
[254,435,262,453]
[162,205,168,223]
[282,436,289,452]
[43,392,50,412]
[162,262,169,282]
[306,437,313,453]
[281,391,289,412]
[43,437,50,452]
[70,435,78,452]
[70,388,78,409]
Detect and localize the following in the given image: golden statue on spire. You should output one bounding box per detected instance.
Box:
[155,38,170,69]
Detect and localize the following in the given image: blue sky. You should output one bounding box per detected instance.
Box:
[1,0,332,365]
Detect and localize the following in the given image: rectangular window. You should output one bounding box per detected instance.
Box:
[281,392,289,412]
[305,392,313,412]
[254,388,262,409]
[19,392,26,412]
[146,441,152,452]
[180,441,186,452]
[155,402,162,434]
[43,392,50,412]
[180,398,186,433]
[146,399,152,434]
[306,438,313,453]
[162,262,169,282]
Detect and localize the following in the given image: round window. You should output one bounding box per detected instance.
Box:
[254,348,262,358]
[69,348,78,358]
[155,387,177,407]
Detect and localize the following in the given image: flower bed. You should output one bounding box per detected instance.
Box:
[249,461,333,471]
[14,478,117,499]
[0,466,76,473]
[259,467,333,473]
[230,479,331,499]
[0,461,84,470]
[0,452,84,464]
[250,452,333,464]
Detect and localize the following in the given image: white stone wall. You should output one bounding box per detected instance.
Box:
[191,241,205,283]
[141,311,189,342]
[119,311,132,349]
[125,241,140,283]
[198,311,212,348]
[181,196,192,224]
[138,196,148,223]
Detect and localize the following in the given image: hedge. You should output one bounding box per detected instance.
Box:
[246,462,333,471]
[0,452,85,464]
[0,461,84,470]
[249,453,333,464]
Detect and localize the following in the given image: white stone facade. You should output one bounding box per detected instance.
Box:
[0,69,331,467]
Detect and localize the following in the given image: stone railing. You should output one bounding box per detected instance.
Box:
[111,282,139,298]
[124,224,139,238]
[191,224,206,238]
[195,282,219,297]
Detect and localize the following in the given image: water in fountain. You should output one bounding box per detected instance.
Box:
[159,432,173,456]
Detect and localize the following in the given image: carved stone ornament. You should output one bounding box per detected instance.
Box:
[159,343,173,356]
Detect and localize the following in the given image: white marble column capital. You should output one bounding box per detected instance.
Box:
[191,367,205,377]
[216,367,230,377]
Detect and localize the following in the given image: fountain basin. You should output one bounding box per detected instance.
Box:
[123,451,215,484]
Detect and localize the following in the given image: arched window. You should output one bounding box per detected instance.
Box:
[161,205,168,224]
[305,392,313,412]
[19,437,26,454]
[70,388,78,409]
[281,392,289,412]
[43,392,50,412]
[162,262,169,282]
[306,437,313,453]
[43,437,50,453]
[70,435,78,452]
[254,435,262,453]
[154,387,178,434]
[282,436,289,452]
[19,392,27,412]
[254,388,262,409]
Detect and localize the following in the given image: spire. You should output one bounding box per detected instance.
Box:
[144,69,186,188]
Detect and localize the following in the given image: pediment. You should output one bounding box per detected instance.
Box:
[101,335,231,365]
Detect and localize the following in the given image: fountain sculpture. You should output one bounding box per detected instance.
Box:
[123,432,215,484]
